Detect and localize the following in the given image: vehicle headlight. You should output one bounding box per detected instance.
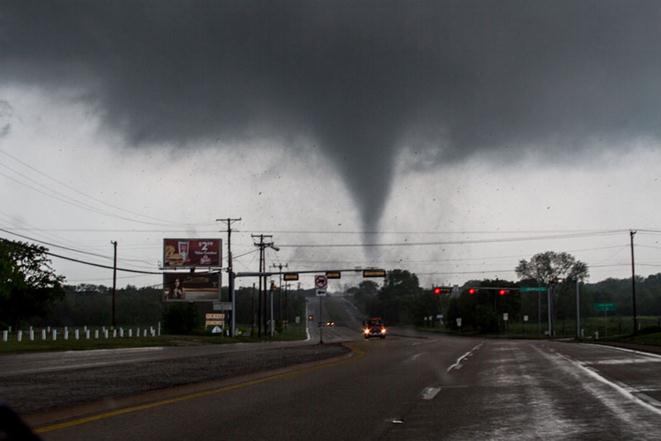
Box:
[381,328,387,334]
[363,328,369,334]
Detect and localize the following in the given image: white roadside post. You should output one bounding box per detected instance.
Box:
[17,330,22,342]
[120,328,124,338]
[41,329,47,340]
[113,329,117,338]
[85,329,90,339]
[94,329,99,339]
[128,329,133,338]
[64,328,69,340]
[52,329,57,341]
[29,327,34,341]
[75,329,80,340]
[157,321,161,336]
[2,330,8,342]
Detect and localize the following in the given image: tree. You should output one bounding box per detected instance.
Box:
[516,251,589,284]
[0,239,65,328]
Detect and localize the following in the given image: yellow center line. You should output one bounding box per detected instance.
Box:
[35,343,366,434]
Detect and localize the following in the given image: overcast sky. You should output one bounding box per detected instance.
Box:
[2,0,661,289]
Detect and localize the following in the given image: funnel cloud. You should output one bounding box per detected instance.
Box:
[3,1,661,231]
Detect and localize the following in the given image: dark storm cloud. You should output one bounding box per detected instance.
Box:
[3,0,661,231]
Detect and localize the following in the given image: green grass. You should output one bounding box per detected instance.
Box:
[417,315,661,340]
[0,324,307,354]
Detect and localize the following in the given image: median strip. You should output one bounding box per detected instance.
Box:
[33,343,365,434]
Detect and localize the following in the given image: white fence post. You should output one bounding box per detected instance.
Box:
[2,330,8,342]
[113,329,117,338]
[75,329,80,340]
[29,328,34,341]
[17,330,22,342]
[85,329,90,339]
[119,328,124,338]
[41,329,47,340]
[64,328,69,340]
[104,329,109,339]
[94,329,99,339]
[52,329,57,341]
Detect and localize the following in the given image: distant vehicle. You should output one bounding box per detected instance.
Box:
[362,317,387,339]
[326,321,335,327]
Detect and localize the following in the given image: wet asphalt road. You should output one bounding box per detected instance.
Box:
[10,296,661,440]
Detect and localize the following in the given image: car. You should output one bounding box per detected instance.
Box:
[326,321,335,327]
[362,317,387,339]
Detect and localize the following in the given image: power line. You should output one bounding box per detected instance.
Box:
[278,230,625,248]
[0,149,201,226]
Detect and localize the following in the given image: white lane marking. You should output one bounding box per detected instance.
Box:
[554,351,661,417]
[409,352,424,361]
[420,386,441,400]
[586,359,661,366]
[582,343,661,360]
[446,342,484,373]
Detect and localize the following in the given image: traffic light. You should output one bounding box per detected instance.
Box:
[433,286,452,295]
[498,289,508,296]
[433,287,442,295]
[468,288,477,295]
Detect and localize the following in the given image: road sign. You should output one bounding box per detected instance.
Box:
[212,302,232,311]
[315,275,328,289]
[211,326,222,334]
[594,303,616,312]
[283,272,299,281]
[519,287,547,293]
[363,269,386,278]
[326,271,341,279]
[316,288,327,297]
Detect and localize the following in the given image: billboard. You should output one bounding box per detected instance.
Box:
[163,238,221,268]
[163,272,220,302]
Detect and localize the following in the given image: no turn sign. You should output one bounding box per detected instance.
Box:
[315,275,328,289]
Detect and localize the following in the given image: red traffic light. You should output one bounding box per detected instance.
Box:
[468,288,476,295]
[433,287,442,295]
[498,289,508,296]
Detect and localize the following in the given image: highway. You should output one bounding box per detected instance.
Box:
[12,296,661,440]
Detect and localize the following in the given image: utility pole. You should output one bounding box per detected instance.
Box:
[630,230,638,335]
[216,218,241,336]
[576,278,581,339]
[272,263,288,328]
[547,285,553,337]
[252,234,277,338]
[111,241,117,328]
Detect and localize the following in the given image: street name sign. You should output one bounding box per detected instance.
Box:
[363,269,386,278]
[519,287,547,293]
[283,272,299,281]
[594,303,616,312]
[326,271,341,279]
[316,289,327,297]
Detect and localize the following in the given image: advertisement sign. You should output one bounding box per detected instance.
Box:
[163,239,221,268]
[205,313,225,328]
[163,272,220,302]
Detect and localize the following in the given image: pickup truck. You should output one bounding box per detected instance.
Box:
[362,317,387,339]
